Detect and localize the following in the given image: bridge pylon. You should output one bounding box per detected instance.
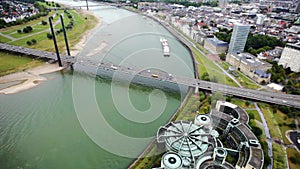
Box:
[49,17,62,67]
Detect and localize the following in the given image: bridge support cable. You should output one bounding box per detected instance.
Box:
[86,0,89,10]
[49,17,62,67]
[60,15,73,70]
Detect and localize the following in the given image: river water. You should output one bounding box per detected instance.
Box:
[0,1,194,169]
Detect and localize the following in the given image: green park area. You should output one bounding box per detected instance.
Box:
[287,148,300,169]
[0,52,43,76]
[220,62,260,89]
[0,2,97,76]
[191,47,238,87]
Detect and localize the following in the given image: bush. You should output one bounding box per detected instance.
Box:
[23,27,29,33]
[226,95,232,102]
[47,33,53,39]
[17,29,21,33]
[26,41,32,45]
[245,101,250,106]
[248,113,255,120]
[31,39,37,44]
[219,53,226,60]
[41,20,47,25]
[26,26,33,31]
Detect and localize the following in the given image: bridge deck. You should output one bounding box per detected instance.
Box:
[1,43,300,108]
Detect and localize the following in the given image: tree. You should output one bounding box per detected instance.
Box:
[248,113,255,120]
[245,101,250,106]
[26,26,33,32]
[226,95,232,102]
[201,72,210,81]
[47,33,53,39]
[41,20,47,25]
[31,39,37,44]
[252,126,263,139]
[219,53,226,60]
[26,40,32,45]
[23,27,29,33]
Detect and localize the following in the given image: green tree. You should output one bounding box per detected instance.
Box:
[41,20,47,25]
[219,53,226,60]
[46,33,53,39]
[26,40,32,45]
[31,39,37,44]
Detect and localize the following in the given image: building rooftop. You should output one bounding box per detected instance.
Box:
[206,38,228,47]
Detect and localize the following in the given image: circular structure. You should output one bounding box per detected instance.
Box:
[214,148,227,164]
[162,152,183,169]
[216,148,227,158]
[194,115,211,127]
[164,121,210,157]
[200,162,230,169]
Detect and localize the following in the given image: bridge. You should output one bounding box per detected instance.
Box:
[1,43,300,108]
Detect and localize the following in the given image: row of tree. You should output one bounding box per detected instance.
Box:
[267,62,300,94]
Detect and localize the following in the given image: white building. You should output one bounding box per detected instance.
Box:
[256,14,265,25]
[228,23,250,53]
[278,43,300,72]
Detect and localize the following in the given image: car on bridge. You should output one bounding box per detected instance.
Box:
[151,74,158,78]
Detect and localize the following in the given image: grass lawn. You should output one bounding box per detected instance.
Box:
[220,61,260,89]
[230,98,255,109]
[273,109,296,144]
[272,143,287,169]
[0,52,43,76]
[8,9,97,54]
[235,70,260,89]
[0,35,11,43]
[192,47,238,87]
[287,148,300,169]
[175,92,201,121]
[258,103,282,140]
[246,109,262,123]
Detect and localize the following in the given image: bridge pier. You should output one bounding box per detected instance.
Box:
[194,86,199,94]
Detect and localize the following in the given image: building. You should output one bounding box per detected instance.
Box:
[228,23,250,53]
[204,37,228,54]
[219,0,228,8]
[226,53,272,83]
[278,43,300,72]
[155,101,264,169]
[256,14,265,25]
[296,2,300,13]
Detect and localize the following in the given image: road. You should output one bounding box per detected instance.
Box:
[1,42,300,108]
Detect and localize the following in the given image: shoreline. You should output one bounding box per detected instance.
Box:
[0,9,102,95]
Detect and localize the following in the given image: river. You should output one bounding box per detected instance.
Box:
[0,1,194,169]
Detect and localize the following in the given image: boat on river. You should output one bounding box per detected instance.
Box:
[160,38,170,56]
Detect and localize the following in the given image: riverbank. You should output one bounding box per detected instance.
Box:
[0,63,64,94]
[0,9,102,95]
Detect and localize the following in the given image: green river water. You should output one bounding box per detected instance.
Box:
[0,2,194,169]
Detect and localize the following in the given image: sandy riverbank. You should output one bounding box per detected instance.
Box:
[70,10,103,56]
[0,63,64,94]
[0,10,103,95]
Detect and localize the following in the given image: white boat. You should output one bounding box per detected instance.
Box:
[160,38,170,56]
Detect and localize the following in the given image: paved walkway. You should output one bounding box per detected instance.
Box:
[213,61,243,88]
[0,32,16,41]
[254,102,273,169]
